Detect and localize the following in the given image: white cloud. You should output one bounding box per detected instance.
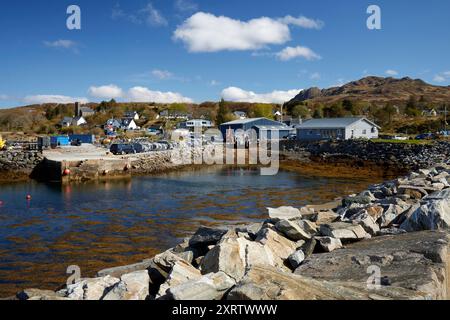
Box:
[23,95,88,105]
[128,86,193,103]
[88,85,124,99]
[280,15,324,30]
[44,40,78,52]
[152,69,174,80]
[0,94,9,100]
[209,80,220,86]
[174,0,198,12]
[434,75,446,83]
[140,3,168,26]
[385,69,399,76]
[173,12,291,52]
[310,72,321,80]
[221,87,300,104]
[433,71,450,83]
[112,2,167,27]
[276,46,321,61]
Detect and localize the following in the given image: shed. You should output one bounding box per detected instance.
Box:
[296,117,380,141]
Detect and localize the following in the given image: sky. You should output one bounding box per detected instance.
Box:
[0,0,449,108]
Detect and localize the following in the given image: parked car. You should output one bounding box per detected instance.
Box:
[415,133,435,140]
[110,144,136,155]
[70,139,82,146]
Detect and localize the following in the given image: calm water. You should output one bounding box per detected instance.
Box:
[0,166,381,296]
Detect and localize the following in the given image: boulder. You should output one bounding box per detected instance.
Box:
[295,231,449,300]
[319,222,370,241]
[400,189,450,232]
[288,250,305,269]
[227,265,427,300]
[352,211,380,235]
[16,289,66,301]
[267,206,302,221]
[316,237,343,252]
[398,186,428,199]
[97,259,153,278]
[65,276,120,300]
[188,227,228,248]
[298,220,318,235]
[201,237,274,281]
[256,228,298,270]
[166,272,235,300]
[275,220,312,241]
[300,238,317,258]
[102,270,150,300]
[312,210,339,225]
[157,260,202,298]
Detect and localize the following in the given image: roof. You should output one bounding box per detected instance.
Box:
[80,107,94,112]
[297,117,380,129]
[61,117,73,123]
[253,125,291,130]
[220,118,266,125]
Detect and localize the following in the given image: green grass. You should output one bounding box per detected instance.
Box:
[371,138,433,145]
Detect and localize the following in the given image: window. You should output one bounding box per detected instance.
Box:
[363,129,367,135]
[371,127,376,133]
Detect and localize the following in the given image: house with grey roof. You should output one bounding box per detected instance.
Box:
[219,118,292,142]
[296,117,380,141]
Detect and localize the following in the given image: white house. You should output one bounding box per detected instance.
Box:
[296,117,380,141]
[121,118,138,130]
[178,119,213,130]
[60,116,87,127]
[124,111,140,120]
[233,111,247,120]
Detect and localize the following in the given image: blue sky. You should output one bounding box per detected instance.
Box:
[0,0,449,108]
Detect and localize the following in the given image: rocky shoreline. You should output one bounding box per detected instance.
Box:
[12,162,450,300]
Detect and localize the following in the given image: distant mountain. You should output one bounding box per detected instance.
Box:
[286,76,450,107]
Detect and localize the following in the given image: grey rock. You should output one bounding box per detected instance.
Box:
[102,270,150,300]
[167,272,235,300]
[288,250,305,269]
[157,260,202,298]
[316,236,343,252]
[65,276,120,300]
[189,227,229,248]
[275,220,312,241]
[267,206,302,221]
[319,222,370,241]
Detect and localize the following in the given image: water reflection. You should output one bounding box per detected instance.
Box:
[0,167,382,297]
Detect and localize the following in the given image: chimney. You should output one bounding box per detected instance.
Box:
[75,102,80,117]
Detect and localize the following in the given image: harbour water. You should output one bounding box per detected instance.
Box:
[0,166,382,297]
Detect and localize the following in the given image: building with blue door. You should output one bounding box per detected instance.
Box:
[296,117,380,141]
[219,118,291,142]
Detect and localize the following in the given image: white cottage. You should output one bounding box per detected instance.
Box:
[296,117,380,141]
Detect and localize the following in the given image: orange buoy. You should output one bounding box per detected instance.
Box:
[63,169,71,176]
[26,195,32,201]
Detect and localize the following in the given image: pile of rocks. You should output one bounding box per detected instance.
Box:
[14,164,450,301]
[0,150,43,173]
[282,140,450,170]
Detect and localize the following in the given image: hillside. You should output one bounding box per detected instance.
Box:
[286,76,450,107]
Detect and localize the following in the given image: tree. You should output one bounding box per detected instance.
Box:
[405,96,421,117]
[216,99,232,125]
[291,105,310,119]
[383,102,397,124]
[249,104,274,119]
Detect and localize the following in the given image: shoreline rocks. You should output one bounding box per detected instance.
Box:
[12,162,450,301]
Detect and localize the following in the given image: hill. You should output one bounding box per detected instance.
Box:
[286,76,450,107]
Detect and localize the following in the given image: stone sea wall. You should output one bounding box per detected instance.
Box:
[281,140,450,170]
[0,150,43,174]
[13,163,450,300]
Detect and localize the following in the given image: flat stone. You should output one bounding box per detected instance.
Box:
[227,265,427,300]
[295,231,449,300]
[319,222,370,241]
[275,220,312,241]
[167,272,235,300]
[312,210,339,225]
[157,260,202,298]
[267,206,302,221]
[97,259,153,278]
